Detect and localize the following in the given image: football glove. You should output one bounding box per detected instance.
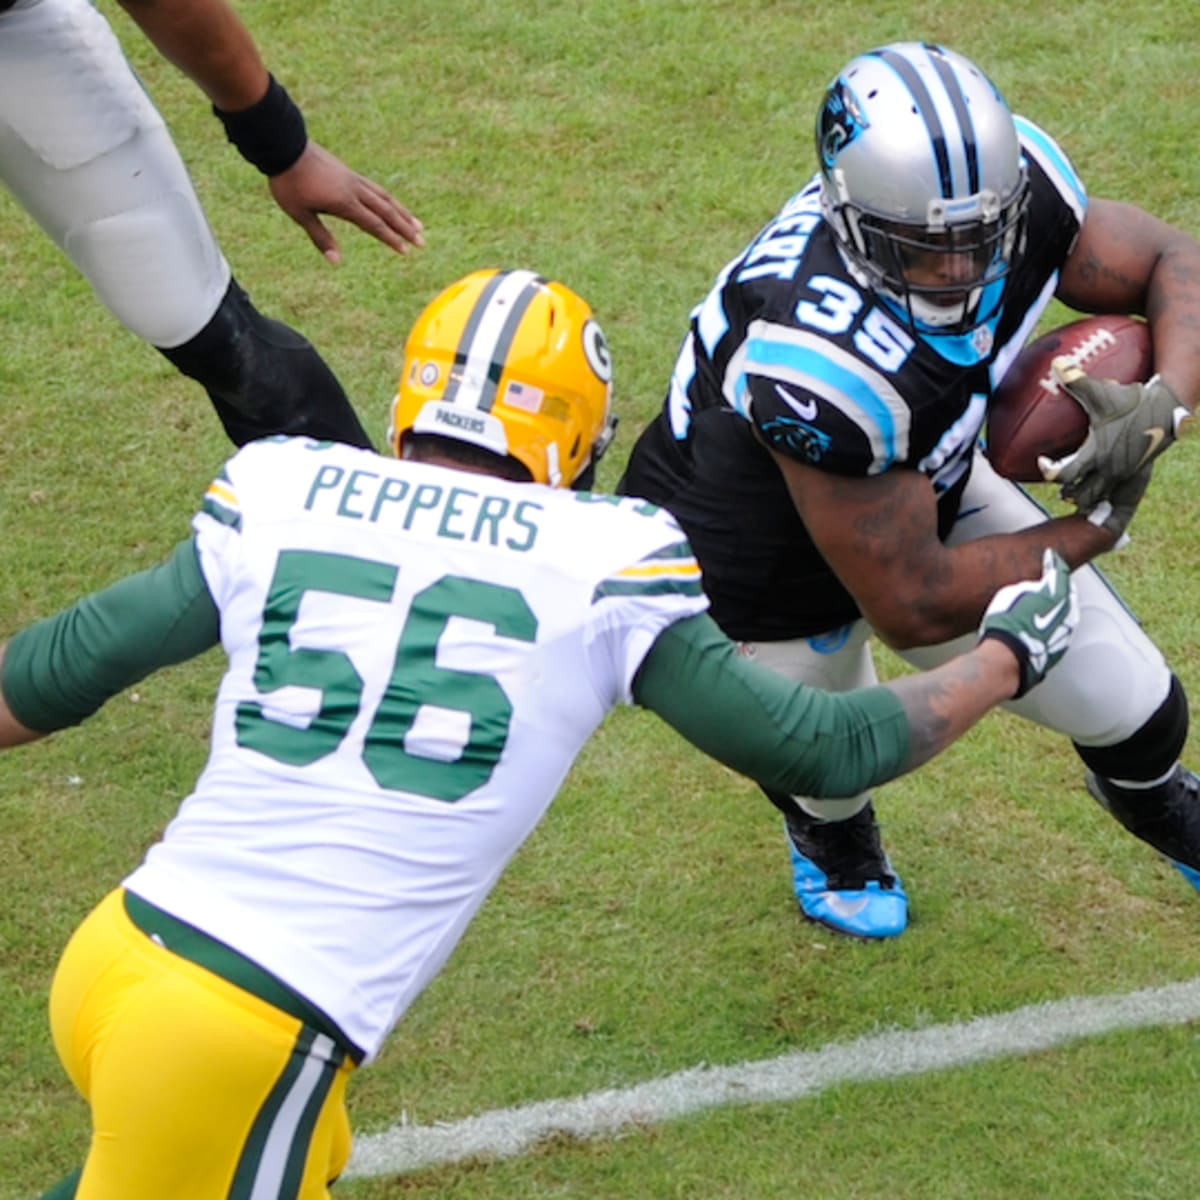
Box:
[978,548,1078,698]
[1082,462,1152,546]
[1037,363,1190,510]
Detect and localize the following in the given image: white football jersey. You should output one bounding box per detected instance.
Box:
[124,438,707,1060]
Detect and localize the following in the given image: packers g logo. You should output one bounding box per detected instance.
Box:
[582,319,612,383]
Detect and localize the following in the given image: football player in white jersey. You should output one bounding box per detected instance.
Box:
[0,0,423,447]
[619,42,1200,940]
[0,269,1077,1199]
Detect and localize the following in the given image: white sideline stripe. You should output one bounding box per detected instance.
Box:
[346,976,1200,1178]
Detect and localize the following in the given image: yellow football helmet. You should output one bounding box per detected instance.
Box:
[389,268,616,487]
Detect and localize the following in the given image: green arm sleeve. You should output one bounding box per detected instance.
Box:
[2,538,221,732]
[632,613,911,799]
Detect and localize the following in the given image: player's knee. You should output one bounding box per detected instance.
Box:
[159,280,372,449]
[66,195,227,346]
[1075,674,1189,783]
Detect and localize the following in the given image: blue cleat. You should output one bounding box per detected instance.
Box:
[1171,859,1200,892]
[785,801,908,939]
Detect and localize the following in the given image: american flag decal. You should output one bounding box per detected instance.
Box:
[503,380,544,413]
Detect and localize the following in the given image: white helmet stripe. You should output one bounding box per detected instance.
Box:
[443,269,543,412]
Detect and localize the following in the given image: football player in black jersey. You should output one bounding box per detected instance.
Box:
[619,41,1200,939]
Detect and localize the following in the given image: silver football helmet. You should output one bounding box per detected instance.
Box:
[816,42,1028,333]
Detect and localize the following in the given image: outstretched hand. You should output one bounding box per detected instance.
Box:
[978,548,1078,698]
[268,140,425,263]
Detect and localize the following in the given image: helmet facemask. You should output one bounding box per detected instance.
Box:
[816,42,1030,336]
[840,180,1029,332]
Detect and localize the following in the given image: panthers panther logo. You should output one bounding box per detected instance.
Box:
[817,77,868,171]
[760,415,832,464]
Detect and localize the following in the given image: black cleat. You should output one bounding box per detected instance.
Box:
[1086,766,1200,890]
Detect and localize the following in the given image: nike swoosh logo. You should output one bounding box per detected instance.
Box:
[1033,599,1067,631]
[820,893,869,919]
[1132,426,1167,471]
[774,382,818,421]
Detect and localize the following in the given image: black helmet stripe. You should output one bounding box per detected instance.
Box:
[443,269,544,412]
[925,43,980,195]
[441,269,504,405]
[871,45,978,199]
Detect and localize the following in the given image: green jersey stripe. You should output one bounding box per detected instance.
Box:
[202,496,243,531]
[592,576,706,602]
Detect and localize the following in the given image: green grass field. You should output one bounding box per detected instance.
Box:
[3,2,1200,1196]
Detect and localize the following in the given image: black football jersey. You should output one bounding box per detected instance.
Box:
[620,116,1086,641]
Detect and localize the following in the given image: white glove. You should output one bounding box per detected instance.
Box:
[978,548,1079,697]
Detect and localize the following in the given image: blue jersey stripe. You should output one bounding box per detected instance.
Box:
[741,334,902,469]
[1015,115,1086,211]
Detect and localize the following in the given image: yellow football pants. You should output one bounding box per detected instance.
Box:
[49,889,356,1199]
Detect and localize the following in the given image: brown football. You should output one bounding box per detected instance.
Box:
[986,314,1153,482]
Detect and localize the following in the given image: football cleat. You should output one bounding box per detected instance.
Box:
[1086,767,1200,894]
[785,801,908,939]
[1172,861,1200,892]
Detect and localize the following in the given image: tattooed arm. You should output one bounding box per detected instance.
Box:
[1057,198,1200,413]
[773,456,1108,648]
[637,543,1073,801]
[886,637,1018,773]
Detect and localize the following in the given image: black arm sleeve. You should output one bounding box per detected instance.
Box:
[2,538,221,732]
[631,613,912,799]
